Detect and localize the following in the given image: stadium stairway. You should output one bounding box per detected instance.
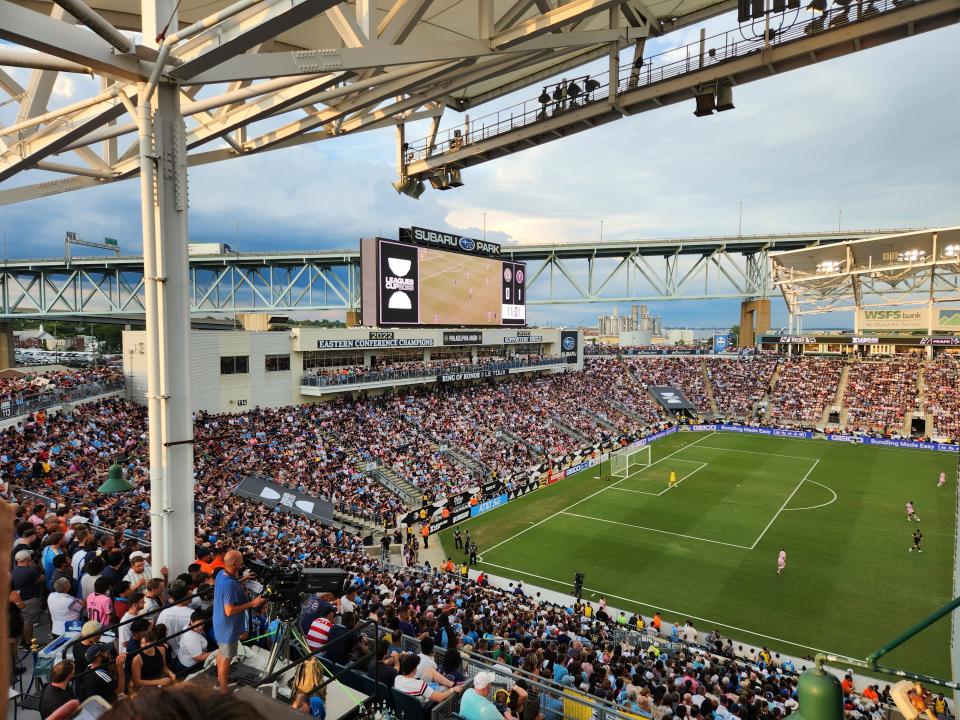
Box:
[702,360,719,416]
[549,415,590,445]
[443,444,490,480]
[831,362,852,428]
[499,427,537,456]
[354,459,421,509]
[584,408,619,434]
[760,362,783,414]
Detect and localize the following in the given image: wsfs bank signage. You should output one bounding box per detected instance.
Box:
[400,226,501,257]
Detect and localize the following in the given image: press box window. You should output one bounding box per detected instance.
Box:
[265,354,291,372]
[220,355,249,374]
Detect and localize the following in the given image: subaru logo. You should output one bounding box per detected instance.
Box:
[459,237,476,252]
[562,337,576,351]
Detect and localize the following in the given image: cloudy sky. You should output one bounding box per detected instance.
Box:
[1,14,958,330]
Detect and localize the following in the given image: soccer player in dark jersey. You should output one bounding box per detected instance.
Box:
[909,528,923,553]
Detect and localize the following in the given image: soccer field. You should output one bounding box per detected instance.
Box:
[439,430,957,677]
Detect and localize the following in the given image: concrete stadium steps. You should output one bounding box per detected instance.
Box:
[549,415,590,445]
[702,360,719,416]
[834,363,852,429]
[499,427,540,459]
[611,399,654,422]
[761,362,784,416]
[353,459,421,509]
[584,408,619,434]
[443,444,490,480]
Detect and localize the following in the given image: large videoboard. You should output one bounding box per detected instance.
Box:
[360,231,526,327]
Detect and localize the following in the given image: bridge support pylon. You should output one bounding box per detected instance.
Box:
[740,298,771,347]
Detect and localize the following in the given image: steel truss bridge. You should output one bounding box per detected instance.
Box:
[0,229,903,317]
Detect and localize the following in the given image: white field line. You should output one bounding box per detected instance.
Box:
[478,431,718,560]
[656,462,710,495]
[750,458,821,550]
[783,479,838,512]
[478,559,853,659]
[609,459,708,496]
[559,510,752,549]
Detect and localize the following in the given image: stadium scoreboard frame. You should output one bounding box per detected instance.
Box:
[360,228,526,328]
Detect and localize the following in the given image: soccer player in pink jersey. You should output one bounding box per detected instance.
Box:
[905,501,918,521]
[777,549,787,575]
[939,472,946,487]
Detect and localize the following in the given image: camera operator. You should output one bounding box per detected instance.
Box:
[213,550,266,694]
[573,572,584,601]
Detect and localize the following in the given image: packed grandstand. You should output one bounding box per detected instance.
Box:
[5,355,957,720]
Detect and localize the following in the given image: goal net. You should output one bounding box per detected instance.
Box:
[610,444,652,480]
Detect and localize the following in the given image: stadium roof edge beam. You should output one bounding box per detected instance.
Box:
[0,0,956,203]
[770,227,960,318]
[403,0,960,181]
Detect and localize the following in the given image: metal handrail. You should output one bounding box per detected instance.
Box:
[0,379,124,420]
[301,358,564,388]
[407,0,911,162]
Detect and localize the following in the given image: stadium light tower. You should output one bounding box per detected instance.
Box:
[790,666,842,720]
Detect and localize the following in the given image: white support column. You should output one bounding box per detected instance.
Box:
[139,0,194,576]
[153,81,195,575]
[607,7,618,103]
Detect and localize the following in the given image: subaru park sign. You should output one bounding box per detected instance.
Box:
[400,226,501,257]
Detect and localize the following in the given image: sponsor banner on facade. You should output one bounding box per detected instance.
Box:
[316,338,435,350]
[443,331,482,345]
[233,475,334,524]
[439,369,508,383]
[920,337,960,346]
[504,335,544,344]
[623,348,706,356]
[401,226,502,257]
[713,333,734,353]
[857,308,928,331]
[470,494,508,517]
[860,437,959,452]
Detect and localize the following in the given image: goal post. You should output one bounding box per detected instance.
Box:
[610,444,652,480]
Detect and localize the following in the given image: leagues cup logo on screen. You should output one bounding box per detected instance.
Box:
[379,240,419,324]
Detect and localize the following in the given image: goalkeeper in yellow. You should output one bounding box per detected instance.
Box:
[668,468,678,489]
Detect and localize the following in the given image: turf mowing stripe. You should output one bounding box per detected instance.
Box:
[479,431,718,560]
[749,458,821,550]
[559,510,753,549]
[478,559,852,659]
[692,445,820,460]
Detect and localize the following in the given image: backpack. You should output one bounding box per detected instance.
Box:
[293,656,326,695]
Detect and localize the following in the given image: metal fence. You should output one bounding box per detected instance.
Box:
[0,379,124,420]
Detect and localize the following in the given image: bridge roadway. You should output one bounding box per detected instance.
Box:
[0,229,913,316]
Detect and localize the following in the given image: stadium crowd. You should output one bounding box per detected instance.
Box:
[5,354,955,719]
[766,358,844,425]
[843,358,921,434]
[923,355,960,442]
[0,366,123,404]
[708,358,778,419]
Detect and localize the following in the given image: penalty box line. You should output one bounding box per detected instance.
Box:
[558,510,752,549]
[607,460,710,496]
[479,431,718,561]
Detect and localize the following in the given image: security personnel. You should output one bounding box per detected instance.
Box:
[420,523,430,549]
[453,527,463,549]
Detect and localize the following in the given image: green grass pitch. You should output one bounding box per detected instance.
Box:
[439,430,957,677]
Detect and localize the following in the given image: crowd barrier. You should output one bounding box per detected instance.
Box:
[0,379,124,420]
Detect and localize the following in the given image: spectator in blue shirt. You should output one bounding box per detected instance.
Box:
[213,551,266,694]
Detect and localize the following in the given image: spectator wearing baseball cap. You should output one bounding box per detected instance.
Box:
[461,671,502,720]
[71,620,103,673]
[12,548,44,646]
[75,643,118,704]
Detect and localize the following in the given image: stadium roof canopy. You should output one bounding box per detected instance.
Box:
[770,227,960,320]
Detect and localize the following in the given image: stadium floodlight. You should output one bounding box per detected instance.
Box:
[943,244,960,257]
[392,177,416,195]
[409,180,426,200]
[815,260,842,273]
[694,87,716,116]
[429,172,451,191]
[446,168,464,188]
[716,82,735,112]
[807,0,827,11]
[897,249,927,263]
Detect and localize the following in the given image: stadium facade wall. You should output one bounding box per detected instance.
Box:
[122,327,581,414]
